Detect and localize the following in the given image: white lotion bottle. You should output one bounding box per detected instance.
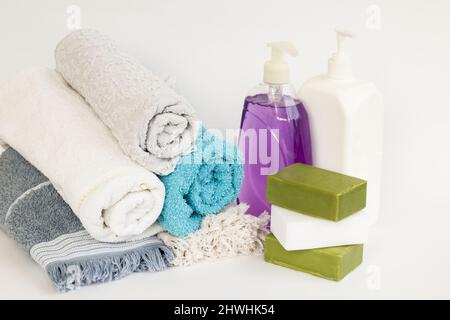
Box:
[298,30,384,225]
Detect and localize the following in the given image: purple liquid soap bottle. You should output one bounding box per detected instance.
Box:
[238,42,313,219]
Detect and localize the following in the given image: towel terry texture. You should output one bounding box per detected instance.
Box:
[159,128,244,237]
[0,147,173,292]
[158,203,269,267]
[0,67,165,242]
[55,29,200,176]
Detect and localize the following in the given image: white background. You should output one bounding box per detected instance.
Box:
[0,0,449,299]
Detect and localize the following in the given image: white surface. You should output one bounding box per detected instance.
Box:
[271,205,370,251]
[1,217,449,299]
[0,0,449,299]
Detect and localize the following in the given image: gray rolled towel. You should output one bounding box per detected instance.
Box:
[55,29,200,175]
[0,146,173,292]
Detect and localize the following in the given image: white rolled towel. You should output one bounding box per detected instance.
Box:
[55,29,200,175]
[0,67,165,242]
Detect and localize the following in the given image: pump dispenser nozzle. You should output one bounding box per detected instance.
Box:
[328,30,355,80]
[264,41,298,84]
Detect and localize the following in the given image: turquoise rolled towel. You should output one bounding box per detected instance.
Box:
[159,128,243,237]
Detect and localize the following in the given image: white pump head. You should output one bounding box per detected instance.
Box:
[328,30,355,80]
[264,41,298,84]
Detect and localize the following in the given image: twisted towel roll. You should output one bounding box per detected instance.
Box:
[158,203,269,267]
[0,67,165,242]
[55,29,200,175]
[159,128,244,237]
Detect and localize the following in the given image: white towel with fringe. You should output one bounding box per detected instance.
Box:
[55,29,200,175]
[0,67,165,242]
[158,203,269,267]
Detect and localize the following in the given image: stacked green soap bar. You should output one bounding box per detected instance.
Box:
[266,163,367,221]
[264,234,363,281]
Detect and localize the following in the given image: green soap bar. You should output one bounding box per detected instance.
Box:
[264,234,363,281]
[266,163,367,221]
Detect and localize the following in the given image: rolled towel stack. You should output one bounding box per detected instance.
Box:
[55,29,200,176]
[54,29,243,238]
[0,29,248,291]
